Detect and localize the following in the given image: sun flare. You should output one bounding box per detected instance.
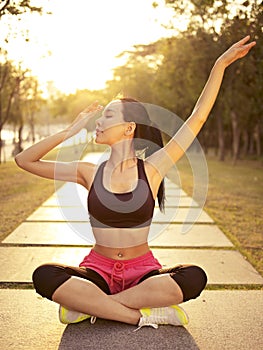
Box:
[1,0,179,95]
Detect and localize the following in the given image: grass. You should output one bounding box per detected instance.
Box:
[175,154,263,277]
[0,160,55,242]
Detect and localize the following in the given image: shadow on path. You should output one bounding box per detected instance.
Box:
[58,318,200,350]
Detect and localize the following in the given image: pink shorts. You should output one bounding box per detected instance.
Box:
[79,250,162,294]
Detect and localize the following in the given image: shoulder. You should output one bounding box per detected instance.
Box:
[76,161,98,190]
[144,148,172,180]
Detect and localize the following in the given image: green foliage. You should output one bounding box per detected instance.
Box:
[0,50,43,144]
[104,0,262,159]
[0,0,43,18]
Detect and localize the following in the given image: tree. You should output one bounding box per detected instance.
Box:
[0,0,43,19]
[0,51,20,162]
[0,0,49,162]
[106,44,160,103]
[0,49,43,162]
[161,0,262,160]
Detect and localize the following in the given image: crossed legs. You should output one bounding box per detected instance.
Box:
[33,263,207,325]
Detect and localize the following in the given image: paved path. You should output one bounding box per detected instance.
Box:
[1,153,262,350]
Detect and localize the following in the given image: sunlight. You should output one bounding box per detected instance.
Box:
[1,0,178,95]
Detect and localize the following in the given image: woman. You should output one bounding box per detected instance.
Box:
[15,36,255,330]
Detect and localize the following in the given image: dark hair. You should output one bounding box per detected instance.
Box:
[120,97,165,212]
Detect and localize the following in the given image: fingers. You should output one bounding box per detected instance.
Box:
[82,102,104,114]
[235,35,251,46]
[246,41,257,49]
[234,35,256,49]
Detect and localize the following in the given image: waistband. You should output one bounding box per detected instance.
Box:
[87,249,156,267]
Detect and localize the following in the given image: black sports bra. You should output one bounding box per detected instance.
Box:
[87,159,155,228]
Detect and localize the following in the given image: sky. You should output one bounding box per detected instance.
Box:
[1,0,181,95]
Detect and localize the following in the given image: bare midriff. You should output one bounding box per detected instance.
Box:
[91,225,151,260]
[93,242,150,260]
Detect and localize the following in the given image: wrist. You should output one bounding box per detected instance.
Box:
[60,128,75,140]
[214,57,227,70]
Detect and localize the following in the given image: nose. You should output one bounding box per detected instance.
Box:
[96,116,102,127]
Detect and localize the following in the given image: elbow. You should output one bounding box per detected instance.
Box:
[15,152,26,169]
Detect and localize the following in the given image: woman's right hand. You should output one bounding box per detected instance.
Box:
[64,101,104,138]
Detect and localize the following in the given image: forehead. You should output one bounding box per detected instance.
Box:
[104,100,123,114]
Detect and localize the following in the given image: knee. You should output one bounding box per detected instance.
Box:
[171,265,207,302]
[32,264,53,300]
[32,264,70,300]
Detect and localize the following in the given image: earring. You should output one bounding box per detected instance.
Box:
[125,126,132,135]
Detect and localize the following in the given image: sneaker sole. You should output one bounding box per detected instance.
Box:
[59,306,91,324]
[170,305,189,325]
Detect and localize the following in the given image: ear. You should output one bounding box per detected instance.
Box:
[125,122,136,136]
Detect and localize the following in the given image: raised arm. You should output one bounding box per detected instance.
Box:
[148,35,256,178]
[15,101,103,187]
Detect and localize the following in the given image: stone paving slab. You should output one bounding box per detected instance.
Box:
[3,222,233,248]
[183,290,263,350]
[0,290,66,350]
[164,189,188,197]
[26,206,90,222]
[164,196,199,207]
[26,206,214,224]
[1,290,262,350]
[150,224,233,247]
[1,247,262,285]
[3,222,91,245]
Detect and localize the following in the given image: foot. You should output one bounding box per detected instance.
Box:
[137,305,189,330]
[59,305,96,324]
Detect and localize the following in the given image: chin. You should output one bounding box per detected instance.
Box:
[95,136,106,145]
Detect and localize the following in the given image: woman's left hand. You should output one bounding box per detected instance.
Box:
[217,35,256,68]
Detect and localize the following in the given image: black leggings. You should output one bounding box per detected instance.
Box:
[32,263,207,302]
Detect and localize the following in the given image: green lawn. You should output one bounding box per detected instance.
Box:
[0,160,56,241]
[175,154,263,277]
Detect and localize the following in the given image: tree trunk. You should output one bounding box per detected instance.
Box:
[242,129,249,157]
[249,131,254,155]
[0,129,2,164]
[217,115,225,161]
[254,122,261,157]
[17,124,23,152]
[231,111,240,165]
[29,113,36,143]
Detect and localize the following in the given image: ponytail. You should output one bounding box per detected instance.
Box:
[120,97,165,212]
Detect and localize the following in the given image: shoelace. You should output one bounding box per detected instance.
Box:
[90,316,97,324]
[134,308,171,332]
[134,321,158,332]
[134,315,166,332]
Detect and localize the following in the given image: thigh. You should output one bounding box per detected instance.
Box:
[32,263,110,300]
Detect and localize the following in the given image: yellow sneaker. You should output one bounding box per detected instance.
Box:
[137,305,189,330]
[59,305,96,324]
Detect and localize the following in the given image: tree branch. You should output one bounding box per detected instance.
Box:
[0,0,11,17]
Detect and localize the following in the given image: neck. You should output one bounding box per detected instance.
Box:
[108,140,136,171]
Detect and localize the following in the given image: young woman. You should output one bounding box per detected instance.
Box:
[15,36,255,330]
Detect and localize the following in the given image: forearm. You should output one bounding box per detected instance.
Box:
[190,59,226,122]
[15,129,69,165]
[169,60,226,154]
